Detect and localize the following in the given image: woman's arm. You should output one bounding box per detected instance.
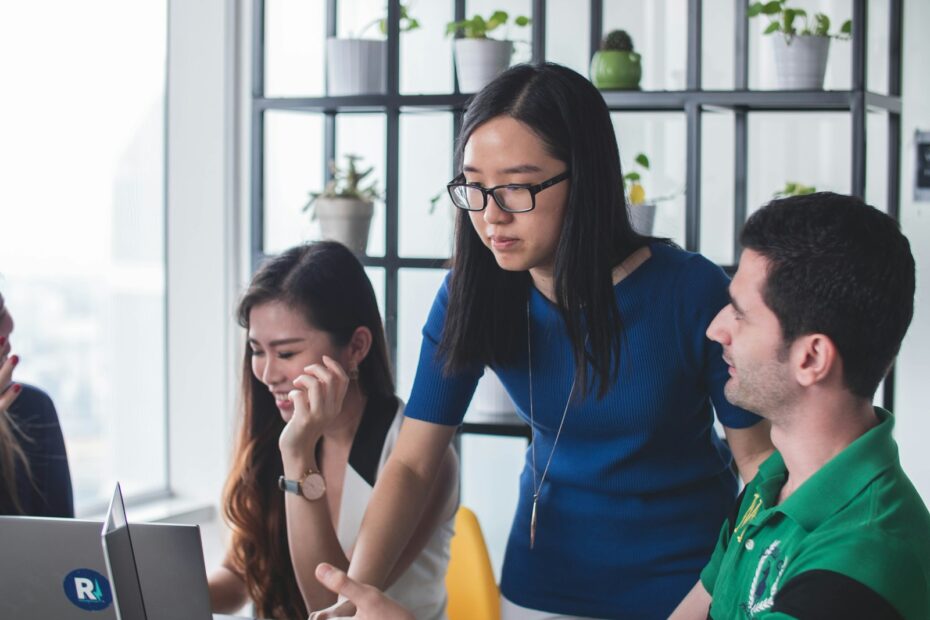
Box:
[384,443,458,585]
[724,421,773,484]
[668,580,712,620]
[207,555,250,614]
[279,359,356,611]
[347,418,458,588]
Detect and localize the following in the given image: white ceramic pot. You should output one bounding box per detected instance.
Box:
[313,197,374,254]
[327,38,386,96]
[771,34,831,90]
[628,202,656,236]
[454,38,514,93]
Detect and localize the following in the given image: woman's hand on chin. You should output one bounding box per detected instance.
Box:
[279,355,350,464]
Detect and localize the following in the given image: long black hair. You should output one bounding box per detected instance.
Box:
[222,241,394,619]
[439,62,656,398]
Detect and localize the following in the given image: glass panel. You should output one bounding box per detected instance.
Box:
[401,0,455,94]
[400,112,455,258]
[460,434,525,580]
[867,0,890,95]
[701,111,736,265]
[263,111,325,255]
[0,0,167,512]
[546,0,590,77]
[338,0,385,38]
[866,109,890,212]
[602,0,688,90]
[467,0,534,66]
[337,114,387,257]
[702,0,736,90]
[611,112,687,246]
[748,0,853,91]
[747,113,851,218]
[397,269,446,401]
[265,0,326,97]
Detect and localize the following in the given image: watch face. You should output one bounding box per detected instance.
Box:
[301,472,326,501]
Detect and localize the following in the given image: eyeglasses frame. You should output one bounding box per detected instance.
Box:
[445,170,572,213]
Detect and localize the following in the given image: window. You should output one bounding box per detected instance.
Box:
[0,1,168,513]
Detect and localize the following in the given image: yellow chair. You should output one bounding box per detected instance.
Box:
[446,506,501,620]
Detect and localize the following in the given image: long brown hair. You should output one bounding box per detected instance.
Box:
[0,405,30,513]
[222,242,394,619]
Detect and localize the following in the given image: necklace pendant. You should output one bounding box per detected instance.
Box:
[530,497,538,550]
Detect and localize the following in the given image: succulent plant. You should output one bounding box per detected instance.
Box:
[601,29,634,52]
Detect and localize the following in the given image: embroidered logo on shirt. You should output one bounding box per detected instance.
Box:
[734,492,763,543]
[741,540,789,617]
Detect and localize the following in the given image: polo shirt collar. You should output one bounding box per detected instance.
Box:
[761,407,898,532]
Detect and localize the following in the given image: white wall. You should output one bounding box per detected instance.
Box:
[166,0,241,569]
[890,0,930,504]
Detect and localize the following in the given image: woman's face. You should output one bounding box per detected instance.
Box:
[248,301,344,422]
[463,115,570,275]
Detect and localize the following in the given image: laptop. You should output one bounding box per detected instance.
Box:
[0,484,247,619]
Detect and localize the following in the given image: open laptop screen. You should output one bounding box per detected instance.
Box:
[101,483,148,620]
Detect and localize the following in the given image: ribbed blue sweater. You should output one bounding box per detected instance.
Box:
[404,243,760,618]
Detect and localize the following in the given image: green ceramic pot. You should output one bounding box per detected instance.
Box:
[590,50,642,90]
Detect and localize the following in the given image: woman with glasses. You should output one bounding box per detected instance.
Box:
[315,63,772,620]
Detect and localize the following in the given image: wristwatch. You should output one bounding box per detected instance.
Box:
[278,469,326,501]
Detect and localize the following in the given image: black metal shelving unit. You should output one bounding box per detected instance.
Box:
[250,0,904,429]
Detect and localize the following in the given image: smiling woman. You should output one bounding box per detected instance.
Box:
[208,241,458,620]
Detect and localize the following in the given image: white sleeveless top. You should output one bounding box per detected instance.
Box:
[335,396,458,620]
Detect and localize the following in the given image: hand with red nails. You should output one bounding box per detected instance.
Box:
[309,563,413,620]
[0,352,21,413]
[278,355,351,458]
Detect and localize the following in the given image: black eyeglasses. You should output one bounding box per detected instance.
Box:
[446,170,571,213]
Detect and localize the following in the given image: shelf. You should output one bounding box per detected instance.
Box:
[257,90,901,115]
[253,251,449,270]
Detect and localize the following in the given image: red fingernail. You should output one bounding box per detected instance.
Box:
[10,355,19,367]
[12,384,21,394]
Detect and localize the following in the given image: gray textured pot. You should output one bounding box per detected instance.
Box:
[313,197,374,254]
[327,38,386,96]
[628,203,656,236]
[771,34,831,90]
[454,38,513,93]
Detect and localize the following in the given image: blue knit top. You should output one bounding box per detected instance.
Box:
[404,243,760,618]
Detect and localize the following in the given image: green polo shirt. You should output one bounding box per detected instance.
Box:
[701,408,930,619]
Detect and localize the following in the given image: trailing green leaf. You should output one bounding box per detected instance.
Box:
[444,10,530,39]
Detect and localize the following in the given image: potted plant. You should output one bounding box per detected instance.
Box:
[590,30,642,90]
[748,1,851,90]
[773,181,816,198]
[303,155,380,254]
[622,153,682,235]
[327,4,420,96]
[445,11,531,94]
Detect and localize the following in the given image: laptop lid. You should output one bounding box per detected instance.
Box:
[0,514,221,618]
[102,483,148,620]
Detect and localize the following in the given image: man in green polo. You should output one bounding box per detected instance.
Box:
[670,192,930,620]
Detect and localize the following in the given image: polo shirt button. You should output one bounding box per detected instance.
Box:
[745,539,755,551]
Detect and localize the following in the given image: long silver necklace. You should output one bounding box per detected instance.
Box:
[527,299,580,550]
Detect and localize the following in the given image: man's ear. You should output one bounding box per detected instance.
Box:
[792,333,838,388]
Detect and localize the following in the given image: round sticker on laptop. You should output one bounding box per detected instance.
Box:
[63,569,113,611]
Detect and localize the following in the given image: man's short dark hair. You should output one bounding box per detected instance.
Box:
[740,192,915,399]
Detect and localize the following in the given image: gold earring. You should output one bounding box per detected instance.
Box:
[348,367,359,381]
